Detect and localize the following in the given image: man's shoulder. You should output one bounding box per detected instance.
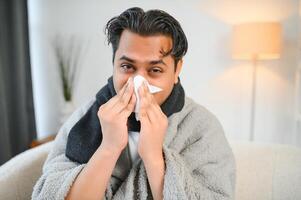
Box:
[172,96,223,130]
[165,96,226,149]
[183,96,219,120]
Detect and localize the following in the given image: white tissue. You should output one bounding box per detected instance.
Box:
[132,75,162,121]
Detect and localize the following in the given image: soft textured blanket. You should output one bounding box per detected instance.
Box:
[32,95,236,200]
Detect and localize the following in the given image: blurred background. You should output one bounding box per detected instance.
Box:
[1,0,300,165]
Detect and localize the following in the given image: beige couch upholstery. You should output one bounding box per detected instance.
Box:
[0,140,300,200]
[230,141,301,200]
[0,142,52,200]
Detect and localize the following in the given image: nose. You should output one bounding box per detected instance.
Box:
[133,70,149,82]
[134,69,147,78]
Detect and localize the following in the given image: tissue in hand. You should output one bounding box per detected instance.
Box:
[133,75,162,121]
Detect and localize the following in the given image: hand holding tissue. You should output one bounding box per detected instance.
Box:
[133,75,162,121]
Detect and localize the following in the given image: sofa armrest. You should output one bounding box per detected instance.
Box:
[0,141,54,200]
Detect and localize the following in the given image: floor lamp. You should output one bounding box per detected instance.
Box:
[232,22,282,141]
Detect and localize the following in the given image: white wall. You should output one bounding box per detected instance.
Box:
[197,0,300,147]
[28,0,300,147]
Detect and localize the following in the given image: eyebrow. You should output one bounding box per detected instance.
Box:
[119,55,167,66]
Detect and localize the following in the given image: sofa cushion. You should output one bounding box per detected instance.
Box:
[230,141,301,200]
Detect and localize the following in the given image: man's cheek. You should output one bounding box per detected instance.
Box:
[153,93,163,105]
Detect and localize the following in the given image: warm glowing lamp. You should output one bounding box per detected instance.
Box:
[232,22,282,141]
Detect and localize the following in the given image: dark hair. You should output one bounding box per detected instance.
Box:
[104,7,188,70]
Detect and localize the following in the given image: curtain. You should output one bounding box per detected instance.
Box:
[0,0,36,165]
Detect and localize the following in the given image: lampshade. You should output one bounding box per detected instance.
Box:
[232,22,282,60]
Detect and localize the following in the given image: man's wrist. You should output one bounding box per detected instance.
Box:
[97,145,122,160]
[142,150,164,166]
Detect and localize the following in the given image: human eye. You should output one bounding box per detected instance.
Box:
[150,67,163,73]
[120,64,134,72]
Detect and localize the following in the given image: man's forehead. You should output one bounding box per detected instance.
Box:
[118,30,172,55]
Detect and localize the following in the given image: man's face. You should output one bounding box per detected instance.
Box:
[113,29,182,106]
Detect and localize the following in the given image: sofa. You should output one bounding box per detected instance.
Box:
[0,140,300,200]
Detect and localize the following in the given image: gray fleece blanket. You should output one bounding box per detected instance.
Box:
[31,96,236,200]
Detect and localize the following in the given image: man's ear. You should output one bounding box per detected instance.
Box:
[174,59,183,84]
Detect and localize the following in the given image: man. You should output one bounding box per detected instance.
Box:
[32,7,236,200]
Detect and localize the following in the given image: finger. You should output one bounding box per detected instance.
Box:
[141,87,159,122]
[145,104,158,124]
[145,82,166,117]
[117,78,131,98]
[139,108,151,126]
[144,82,154,100]
[103,79,130,111]
[149,94,164,117]
[138,82,151,109]
[145,88,168,124]
[121,92,136,118]
[138,85,151,123]
[113,77,134,113]
[153,103,165,117]
[144,84,156,105]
